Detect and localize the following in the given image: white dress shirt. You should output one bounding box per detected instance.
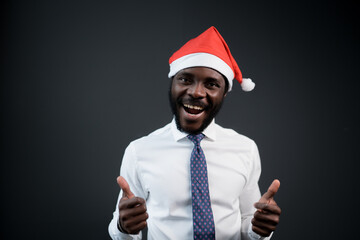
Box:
[109,119,271,240]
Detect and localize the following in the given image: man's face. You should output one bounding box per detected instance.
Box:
[169,67,227,134]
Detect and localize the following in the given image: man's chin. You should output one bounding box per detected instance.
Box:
[177,116,211,135]
[180,124,203,135]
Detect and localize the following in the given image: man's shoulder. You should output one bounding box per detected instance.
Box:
[129,122,173,145]
[214,123,256,146]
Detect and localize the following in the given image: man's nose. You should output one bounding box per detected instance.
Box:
[188,83,206,98]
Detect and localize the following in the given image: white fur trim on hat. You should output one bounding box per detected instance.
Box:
[241,78,255,92]
[168,53,235,91]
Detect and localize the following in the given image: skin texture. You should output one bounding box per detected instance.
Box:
[116,67,281,237]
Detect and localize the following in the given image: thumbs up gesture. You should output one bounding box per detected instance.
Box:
[251,179,281,237]
[117,176,148,234]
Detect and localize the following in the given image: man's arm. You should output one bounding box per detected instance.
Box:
[239,142,281,240]
[251,180,281,237]
[116,177,148,234]
[108,143,148,240]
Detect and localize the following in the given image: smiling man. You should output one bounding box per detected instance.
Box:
[109,26,281,240]
[170,67,227,135]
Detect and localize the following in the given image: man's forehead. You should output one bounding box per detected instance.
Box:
[176,67,226,81]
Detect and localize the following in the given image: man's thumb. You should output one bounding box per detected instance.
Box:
[117,176,135,199]
[259,179,280,203]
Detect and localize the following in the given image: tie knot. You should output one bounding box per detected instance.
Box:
[187,133,205,145]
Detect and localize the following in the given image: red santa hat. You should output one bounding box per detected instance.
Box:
[168,26,255,92]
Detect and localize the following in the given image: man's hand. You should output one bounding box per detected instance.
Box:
[251,179,281,237]
[117,176,148,234]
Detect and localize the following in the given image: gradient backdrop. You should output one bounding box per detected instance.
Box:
[1,0,359,239]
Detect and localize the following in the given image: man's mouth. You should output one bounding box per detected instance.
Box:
[183,103,204,115]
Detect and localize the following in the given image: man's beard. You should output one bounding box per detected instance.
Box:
[168,90,224,135]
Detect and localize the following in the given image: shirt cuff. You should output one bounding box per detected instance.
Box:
[117,219,126,233]
[248,223,272,240]
[108,218,141,240]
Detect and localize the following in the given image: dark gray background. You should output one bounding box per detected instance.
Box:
[1,0,359,239]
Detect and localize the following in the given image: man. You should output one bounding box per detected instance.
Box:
[109,26,281,240]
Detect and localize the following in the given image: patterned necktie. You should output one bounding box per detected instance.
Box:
[188,134,215,240]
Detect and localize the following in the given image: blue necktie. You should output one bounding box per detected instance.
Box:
[188,134,215,240]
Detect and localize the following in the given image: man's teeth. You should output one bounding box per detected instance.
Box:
[184,104,203,111]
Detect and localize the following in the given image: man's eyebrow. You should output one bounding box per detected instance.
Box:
[177,72,194,78]
[205,77,222,83]
[206,77,219,81]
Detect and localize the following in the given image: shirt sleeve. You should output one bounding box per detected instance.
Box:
[108,142,147,240]
[240,141,272,240]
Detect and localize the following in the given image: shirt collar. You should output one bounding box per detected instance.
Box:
[170,117,217,142]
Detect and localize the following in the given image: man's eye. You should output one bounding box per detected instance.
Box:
[207,82,219,88]
[179,77,190,83]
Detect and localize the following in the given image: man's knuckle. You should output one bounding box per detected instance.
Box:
[274,215,280,223]
[122,221,130,229]
[120,210,130,219]
[119,213,125,220]
[118,203,125,210]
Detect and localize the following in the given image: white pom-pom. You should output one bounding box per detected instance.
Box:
[241,78,255,92]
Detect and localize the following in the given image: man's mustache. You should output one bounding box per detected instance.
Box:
[177,97,211,110]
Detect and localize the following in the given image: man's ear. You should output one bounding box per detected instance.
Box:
[221,74,229,95]
[223,82,228,97]
[170,76,175,89]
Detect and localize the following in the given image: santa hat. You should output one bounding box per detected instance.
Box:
[168,26,255,92]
